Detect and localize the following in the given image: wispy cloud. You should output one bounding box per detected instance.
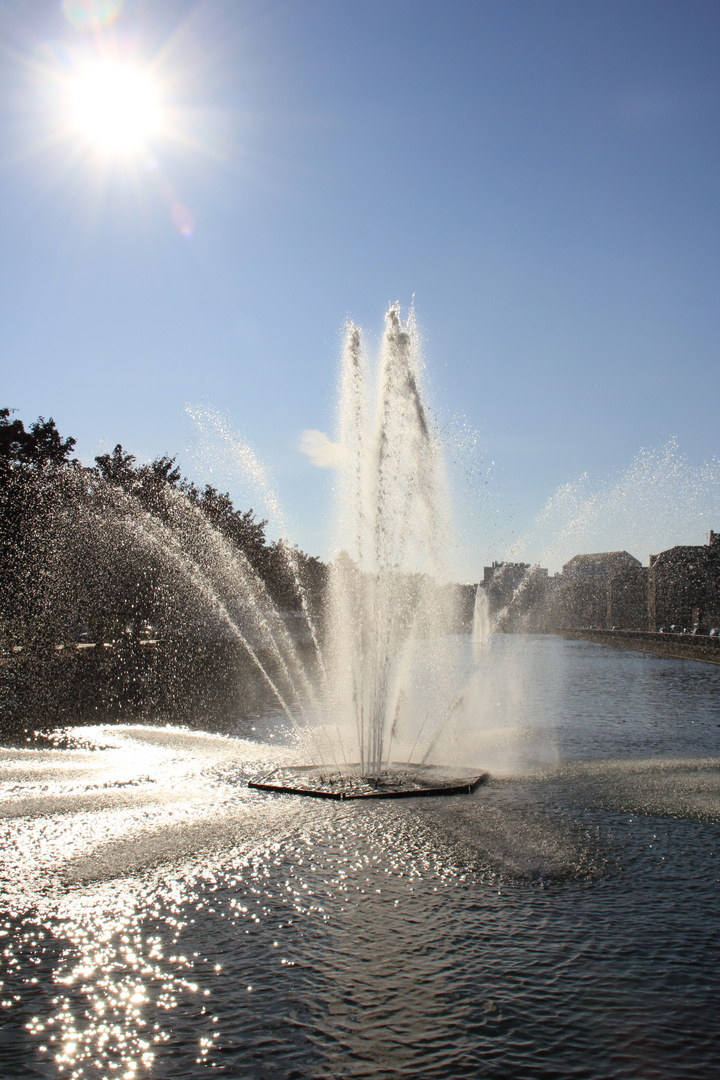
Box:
[299,429,346,468]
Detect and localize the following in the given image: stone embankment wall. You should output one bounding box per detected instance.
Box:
[553,628,720,665]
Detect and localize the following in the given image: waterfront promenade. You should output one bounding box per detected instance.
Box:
[554,628,720,665]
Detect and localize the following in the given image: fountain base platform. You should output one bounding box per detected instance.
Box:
[248,763,488,800]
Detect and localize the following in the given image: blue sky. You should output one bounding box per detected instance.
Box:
[1,0,718,577]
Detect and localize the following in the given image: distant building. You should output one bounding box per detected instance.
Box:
[562,551,642,581]
[478,563,553,629]
[481,561,531,614]
[502,535,720,633]
[544,551,645,629]
[648,531,720,630]
[607,564,648,630]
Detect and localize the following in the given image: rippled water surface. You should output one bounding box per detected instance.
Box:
[1,636,719,1078]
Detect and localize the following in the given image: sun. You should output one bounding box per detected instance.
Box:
[69,61,161,155]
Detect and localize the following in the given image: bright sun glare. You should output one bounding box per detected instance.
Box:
[70,62,160,154]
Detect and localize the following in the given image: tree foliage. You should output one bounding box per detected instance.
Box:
[1,411,80,629]
[1,411,327,643]
[0,409,76,469]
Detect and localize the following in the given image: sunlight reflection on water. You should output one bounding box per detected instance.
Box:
[1,637,719,1079]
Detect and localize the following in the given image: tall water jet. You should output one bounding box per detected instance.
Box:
[472,587,491,653]
[253,306,485,797]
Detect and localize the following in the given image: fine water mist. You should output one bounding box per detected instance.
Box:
[510,436,720,573]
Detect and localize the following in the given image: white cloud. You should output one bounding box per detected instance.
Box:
[299,429,347,468]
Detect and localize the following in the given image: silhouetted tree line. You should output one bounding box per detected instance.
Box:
[1,408,328,733]
[0,408,326,647]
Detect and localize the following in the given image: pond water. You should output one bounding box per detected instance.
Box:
[1,636,719,1079]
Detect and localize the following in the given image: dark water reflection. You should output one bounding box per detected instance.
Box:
[0,636,718,1078]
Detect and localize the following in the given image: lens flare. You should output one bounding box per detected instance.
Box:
[170,201,195,238]
[62,0,125,32]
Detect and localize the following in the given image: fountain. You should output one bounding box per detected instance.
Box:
[1,306,485,795]
[3,311,720,1080]
[248,306,486,797]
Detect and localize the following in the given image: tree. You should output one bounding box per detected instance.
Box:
[0,409,76,468]
[2,412,327,647]
[183,481,269,572]
[0,409,78,632]
[94,444,138,489]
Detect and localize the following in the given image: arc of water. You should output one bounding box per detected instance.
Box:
[163,489,322,720]
[92,478,332,766]
[157,527,328,764]
[186,405,329,693]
